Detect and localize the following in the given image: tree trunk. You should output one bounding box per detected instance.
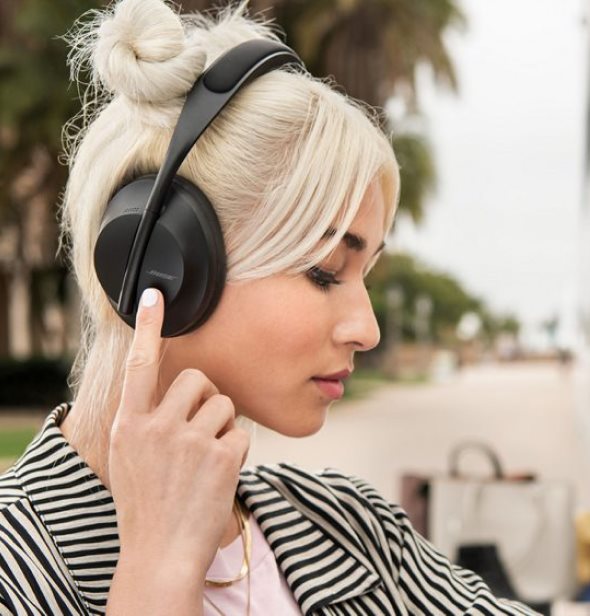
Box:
[0,268,10,357]
[9,259,31,358]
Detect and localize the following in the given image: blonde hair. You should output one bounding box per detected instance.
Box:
[58,0,400,458]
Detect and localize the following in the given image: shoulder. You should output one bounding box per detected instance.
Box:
[241,461,408,543]
[0,466,35,548]
[243,461,402,510]
[0,466,27,511]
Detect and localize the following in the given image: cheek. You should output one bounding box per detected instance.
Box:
[239,285,328,367]
[163,278,333,421]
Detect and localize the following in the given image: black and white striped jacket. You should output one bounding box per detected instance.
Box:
[0,403,538,615]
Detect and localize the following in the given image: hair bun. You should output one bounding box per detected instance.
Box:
[94,0,206,104]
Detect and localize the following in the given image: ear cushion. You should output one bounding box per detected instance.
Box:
[94,174,227,337]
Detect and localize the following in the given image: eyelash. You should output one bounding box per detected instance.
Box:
[307,267,342,292]
[306,267,372,293]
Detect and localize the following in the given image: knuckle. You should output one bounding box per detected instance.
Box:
[168,369,204,397]
[111,414,137,445]
[207,395,235,424]
[210,441,236,468]
[172,369,220,397]
[110,425,125,447]
[213,394,235,413]
[125,350,152,371]
[182,367,205,379]
[178,429,206,451]
[236,427,251,443]
[145,416,170,439]
[234,429,251,455]
[187,430,208,448]
[112,411,132,434]
[178,368,207,387]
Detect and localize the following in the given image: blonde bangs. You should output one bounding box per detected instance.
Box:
[223,81,398,281]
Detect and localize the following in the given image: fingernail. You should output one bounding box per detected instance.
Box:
[141,288,158,308]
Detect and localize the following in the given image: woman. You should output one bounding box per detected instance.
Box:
[0,0,539,614]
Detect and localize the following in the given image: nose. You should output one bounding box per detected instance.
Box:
[332,284,381,351]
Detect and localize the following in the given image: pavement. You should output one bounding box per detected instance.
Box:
[246,360,590,510]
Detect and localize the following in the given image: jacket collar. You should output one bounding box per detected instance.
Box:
[13,403,381,615]
[237,464,383,614]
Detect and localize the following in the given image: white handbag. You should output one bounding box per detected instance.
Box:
[428,442,577,604]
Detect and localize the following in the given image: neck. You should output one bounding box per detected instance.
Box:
[58,386,118,491]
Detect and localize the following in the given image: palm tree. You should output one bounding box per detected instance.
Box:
[276,0,464,111]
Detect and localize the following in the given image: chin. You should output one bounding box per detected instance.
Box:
[272,409,329,438]
[243,396,332,438]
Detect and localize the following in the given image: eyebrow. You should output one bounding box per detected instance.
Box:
[322,228,385,257]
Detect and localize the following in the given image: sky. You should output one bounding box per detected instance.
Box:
[389,0,588,349]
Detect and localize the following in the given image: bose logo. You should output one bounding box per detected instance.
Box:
[147,269,177,281]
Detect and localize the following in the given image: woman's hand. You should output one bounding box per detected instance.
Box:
[108,287,250,579]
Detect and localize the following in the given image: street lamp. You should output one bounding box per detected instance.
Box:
[385,285,405,378]
[414,294,433,344]
[386,285,405,349]
[414,294,433,376]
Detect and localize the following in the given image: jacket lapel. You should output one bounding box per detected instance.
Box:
[238,463,383,615]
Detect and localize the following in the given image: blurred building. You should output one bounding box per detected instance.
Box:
[574,6,590,457]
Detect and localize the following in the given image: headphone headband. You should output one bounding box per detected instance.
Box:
[116,40,303,316]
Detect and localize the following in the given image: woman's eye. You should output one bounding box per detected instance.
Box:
[307,267,342,292]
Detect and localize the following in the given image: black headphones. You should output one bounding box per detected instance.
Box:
[93,39,304,337]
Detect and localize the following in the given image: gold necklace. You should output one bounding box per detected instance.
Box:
[205,498,252,587]
[203,499,251,616]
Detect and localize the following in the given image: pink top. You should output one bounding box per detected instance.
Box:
[203,512,302,615]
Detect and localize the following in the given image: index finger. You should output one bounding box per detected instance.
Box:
[119,287,164,415]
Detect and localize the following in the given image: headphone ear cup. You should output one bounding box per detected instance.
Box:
[94,174,227,337]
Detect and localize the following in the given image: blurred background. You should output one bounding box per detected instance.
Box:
[2,0,590,611]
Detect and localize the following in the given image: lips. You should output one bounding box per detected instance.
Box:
[311,369,352,400]
[312,378,345,399]
[312,369,352,381]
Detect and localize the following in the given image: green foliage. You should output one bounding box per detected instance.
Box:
[480,311,521,339]
[392,134,437,224]
[366,252,519,345]
[342,367,393,400]
[0,428,39,458]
